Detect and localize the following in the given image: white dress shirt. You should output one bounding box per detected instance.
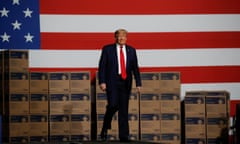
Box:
[116,44,127,74]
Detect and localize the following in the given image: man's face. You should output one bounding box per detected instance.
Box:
[115,31,127,45]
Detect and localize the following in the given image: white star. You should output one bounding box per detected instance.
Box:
[23,8,33,18]
[12,20,22,30]
[12,0,20,5]
[0,7,10,17]
[24,33,34,42]
[1,32,11,42]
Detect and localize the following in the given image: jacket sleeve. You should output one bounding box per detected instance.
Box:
[132,48,142,87]
[98,47,107,85]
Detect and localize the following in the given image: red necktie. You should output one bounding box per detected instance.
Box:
[120,46,127,79]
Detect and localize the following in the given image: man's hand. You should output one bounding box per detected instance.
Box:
[136,86,141,93]
[100,83,106,91]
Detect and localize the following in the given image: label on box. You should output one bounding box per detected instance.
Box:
[30,136,48,142]
[49,135,70,142]
[71,135,90,141]
[141,134,160,142]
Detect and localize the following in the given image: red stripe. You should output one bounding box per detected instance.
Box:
[41,32,240,50]
[40,0,240,14]
[29,66,240,84]
[230,100,240,116]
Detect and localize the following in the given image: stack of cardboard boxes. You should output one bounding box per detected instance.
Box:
[49,72,91,142]
[2,50,30,143]
[140,72,181,144]
[29,72,49,142]
[1,50,92,143]
[185,91,230,144]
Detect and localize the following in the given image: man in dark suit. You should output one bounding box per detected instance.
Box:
[98,29,142,142]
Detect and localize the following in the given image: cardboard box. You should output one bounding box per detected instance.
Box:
[49,93,71,114]
[206,96,227,117]
[96,92,107,114]
[49,135,70,142]
[29,115,48,136]
[30,93,48,114]
[49,72,69,93]
[128,113,139,135]
[129,92,139,114]
[49,115,71,135]
[186,138,206,144]
[185,96,205,117]
[160,133,181,144]
[71,134,91,141]
[70,114,91,135]
[140,114,160,133]
[140,93,160,113]
[160,113,181,133]
[70,93,91,114]
[159,72,180,93]
[8,72,29,93]
[185,117,206,138]
[29,136,48,142]
[9,136,29,143]
[9,115,29,136]
[70,72,90,92]
[30,72,49,93]
[4,50,29,72]
[9,93,29,115]
[207,117,228,138]
[141,134,160,143]
[140,72,160,92]
[160,93,180,113]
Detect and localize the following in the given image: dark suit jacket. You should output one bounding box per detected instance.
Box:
[98,43,141,92]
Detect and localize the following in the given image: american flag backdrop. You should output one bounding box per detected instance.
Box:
[1,0,240,115]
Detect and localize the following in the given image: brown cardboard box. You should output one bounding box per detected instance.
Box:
[9,93,29,115]
[160,113,181,133]
[140,114,160,134]
[128,113,139,137]
[140,72,160,92]
[49,93,72,114]
[160,133,181,144]
[129,92,139,114]
[141,133,161,143]
[159,72,180,93]
[30,72,49,93]
[160,93,180,114]
[30,93,48,114]
[49,135,70,142]
[206,91,229,117]
[96,92,107,114]
[185,96,205,117]
[207,117,228,139]
[49,114,71,135]
[4,50,29,72]
[140,93,160,114]
[29,115,48,136]
[9,115,29,137]
[49,72,70,93]
[29,136,48,142]
[70,114,91,135]
[8,72,29,93]
[70,72,90,92]
[70,93,91,114]
[185,117,206,138]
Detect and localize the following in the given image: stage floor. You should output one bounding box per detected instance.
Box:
[3,141,161,144]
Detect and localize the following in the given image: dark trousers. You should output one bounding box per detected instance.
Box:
[102,76,130,139]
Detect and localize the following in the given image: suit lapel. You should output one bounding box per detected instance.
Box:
[126,45,130,70]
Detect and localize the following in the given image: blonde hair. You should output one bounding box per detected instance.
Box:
[114,29,128,37]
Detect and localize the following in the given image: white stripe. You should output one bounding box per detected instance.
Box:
[181,83,240,100]
[29,48,240,68]
[40,14,240,32]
